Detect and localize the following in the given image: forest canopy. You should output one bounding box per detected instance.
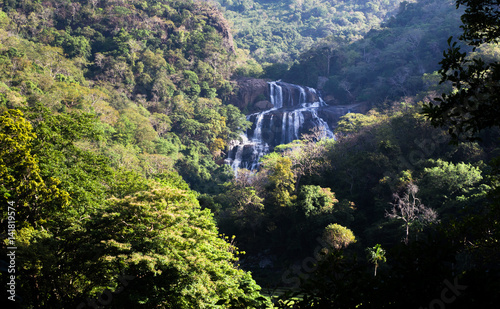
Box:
[0,0,499,308]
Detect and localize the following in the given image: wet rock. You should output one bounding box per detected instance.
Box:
[254,100,273,110]
[226,81,369,172]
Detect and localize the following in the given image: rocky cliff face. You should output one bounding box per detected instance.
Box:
[227,77,270,111]
[318,103,370,124]
[228,77,350,111]
[226,81,366,172]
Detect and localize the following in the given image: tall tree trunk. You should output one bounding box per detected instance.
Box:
[405,222,409,245]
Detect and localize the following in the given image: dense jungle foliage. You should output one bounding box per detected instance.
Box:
[268,0,466,104]
[216,0,469,107]
[0,0,499,308]
[214,0,408,63]
[0,0,270,307]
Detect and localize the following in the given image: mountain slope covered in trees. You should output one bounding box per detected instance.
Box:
[216,0,470,107]
[0,0,261,191]
[0,0,271,307]
[0,0,499,308]
[215,0,408,63]
[275,0,466,105]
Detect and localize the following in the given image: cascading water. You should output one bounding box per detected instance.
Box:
[226,81,338,174]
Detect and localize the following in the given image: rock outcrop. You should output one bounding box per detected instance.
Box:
[254,100,273,111]
[317,103,370,125]
[225,79,371,172]
[227,77,270,111]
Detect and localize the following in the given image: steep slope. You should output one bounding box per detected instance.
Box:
[0,0,255,191]
[281,0,464,105]
[215,0,408,62]
[0,2,272,306]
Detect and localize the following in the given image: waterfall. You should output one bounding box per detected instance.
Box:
[269,82,283,109]
[253,113,265,142]
[298,86,306,105]
[281,113,287,144]
[226,81,340,173]
[230,138,245,175]
[310,108,334,139]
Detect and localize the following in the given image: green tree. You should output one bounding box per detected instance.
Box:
[423,0,500,140]
[263,155,296,207]
[335,111,385,136]
[217,181,265,239]
[0,109,69,227]
[366,244,386,276]
[75,183,270,308]
[419,159,484,213]
[0,106,113,308]
[54,30,92,59]
[24,104,112,216]
[297,185,336,217]
[322,223,356,251]
[276,128,331,190]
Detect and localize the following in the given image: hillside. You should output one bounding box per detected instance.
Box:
[215,0,407,63]
[0,0,270,307]
[0,0,499,308]
[217,0,467,107]
[275,0,465,105]
[0,0,259,190]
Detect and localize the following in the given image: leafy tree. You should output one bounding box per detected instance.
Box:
[1,106,114,308]
[53,30,92,59]
[76,183,270,308]
[322,223,356,251]
[423,0,500,140]
[366,244,386,276]
[297,185,338,218]
[2,106,122,307]
[335,111,386,136]
[0,109,69,227]
[217,181,265,240]
[263,155,295,207]
[419,159,485,213]
[219,103,251,141]
[23,104,112,215]
[276,128,331,190]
